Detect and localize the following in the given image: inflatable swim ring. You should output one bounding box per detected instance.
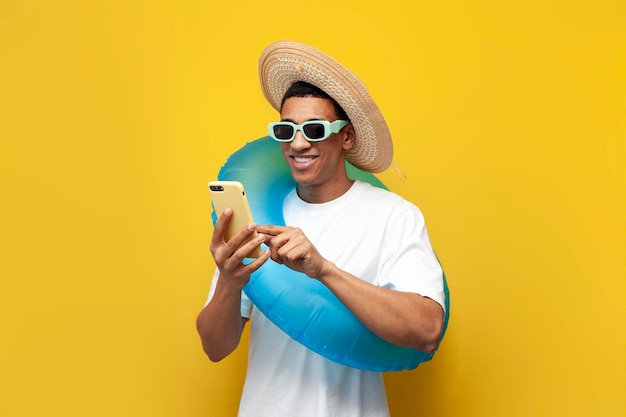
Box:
[213,136,450,371]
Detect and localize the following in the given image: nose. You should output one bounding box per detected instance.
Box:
[290,129,311,151]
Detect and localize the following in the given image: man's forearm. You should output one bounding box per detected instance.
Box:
[318,261,444,353]
[196,280,246,362]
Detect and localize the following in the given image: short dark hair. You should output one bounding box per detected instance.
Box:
[280,81,350,122]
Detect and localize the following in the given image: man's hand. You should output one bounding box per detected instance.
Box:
[255,225,330,279]
[210,208,270,289]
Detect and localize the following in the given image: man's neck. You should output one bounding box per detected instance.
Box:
[296,178,355,204]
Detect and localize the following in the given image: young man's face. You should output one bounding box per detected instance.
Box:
[279,96,355,200]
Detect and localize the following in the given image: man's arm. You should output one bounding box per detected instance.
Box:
[256,225,444,353]
[316,263,444,353]
[196,278,249,362]
[196,209,270,362]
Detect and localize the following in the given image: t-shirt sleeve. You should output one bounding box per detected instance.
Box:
[378,203,446,312]
[205,268,254,319]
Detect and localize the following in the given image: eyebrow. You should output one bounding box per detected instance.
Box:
[279,118,324,123]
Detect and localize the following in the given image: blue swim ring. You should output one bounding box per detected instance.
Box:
[213,136,450,372]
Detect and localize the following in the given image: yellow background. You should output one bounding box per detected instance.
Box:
[1,1,624,416]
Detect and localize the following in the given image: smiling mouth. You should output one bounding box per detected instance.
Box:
[292,156,317,163]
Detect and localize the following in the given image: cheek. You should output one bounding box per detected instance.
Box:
[325,136,348,156]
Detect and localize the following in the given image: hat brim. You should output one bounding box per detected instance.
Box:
[258,40,393,173]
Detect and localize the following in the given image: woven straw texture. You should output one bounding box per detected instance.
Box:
[259,40,393,173]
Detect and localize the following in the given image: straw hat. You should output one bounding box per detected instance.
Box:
[258,40,393,173]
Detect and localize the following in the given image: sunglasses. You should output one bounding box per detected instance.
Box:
[268,120,349,142]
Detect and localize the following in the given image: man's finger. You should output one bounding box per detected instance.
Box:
[211,208,232,245]
[255,225,290,236]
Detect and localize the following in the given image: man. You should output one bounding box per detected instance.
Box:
[197,41,446,417]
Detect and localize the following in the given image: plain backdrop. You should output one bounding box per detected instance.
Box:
[1,1,624,416]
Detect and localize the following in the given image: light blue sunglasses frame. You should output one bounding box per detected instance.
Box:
[268,120,349,142]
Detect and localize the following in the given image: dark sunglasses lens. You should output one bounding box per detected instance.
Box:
[273,124,294,140]
[303,123,326,140]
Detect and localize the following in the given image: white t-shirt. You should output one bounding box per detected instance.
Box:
[207,180,445,417]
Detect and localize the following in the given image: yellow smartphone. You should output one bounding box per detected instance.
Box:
[208,181,263,258]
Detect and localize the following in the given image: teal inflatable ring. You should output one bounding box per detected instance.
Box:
[213,137,450,371]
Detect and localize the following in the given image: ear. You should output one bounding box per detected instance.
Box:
[342,123,356,151]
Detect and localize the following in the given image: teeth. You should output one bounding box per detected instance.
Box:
[294,156,314,163]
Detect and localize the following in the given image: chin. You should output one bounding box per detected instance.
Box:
[292,176,316,187]
[289,170,316,186]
